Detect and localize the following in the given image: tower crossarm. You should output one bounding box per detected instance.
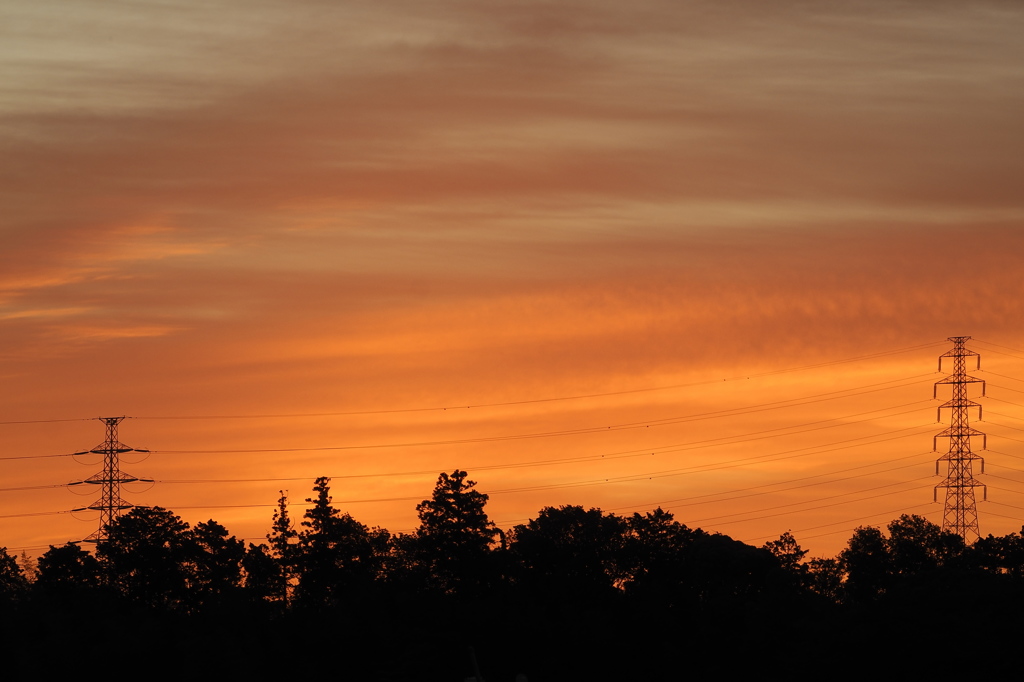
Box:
[935,448,985,473]
[83,469,143,483]
[89,442,135,455]
[933,373,986,398]
[934,477,986,499]
[936,396,983,421]
[938,339,981,371]
[86,497,135,512]
[933,425,987,451]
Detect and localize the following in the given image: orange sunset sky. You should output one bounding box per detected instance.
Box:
[3,1,1024,560]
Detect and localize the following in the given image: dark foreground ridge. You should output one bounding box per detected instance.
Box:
[3,471,1023,680]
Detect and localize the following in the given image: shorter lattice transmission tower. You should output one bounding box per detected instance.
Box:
[933,336,987,542]
[70,416,151,543]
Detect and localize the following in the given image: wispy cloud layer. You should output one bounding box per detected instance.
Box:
[2,1,1023,554]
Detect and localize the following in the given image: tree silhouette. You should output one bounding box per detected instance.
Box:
[763,530,811,595]
[763,531,808,574]
[17,551,37,582]
[680,532,781,607]
[806,556,844,602]
[266,490,297,604]
[240,542,282,605]
[0,547,26,601]
[294,476,377,608]
[414,470,497,594]
[975,527,1024,578]
[838,526,891,602]
[188,519,245,609]
[511,505,628,601]
[623,507,700,604]
[34,542,102,596]
[97,506,192,609]
[885,513,964,579]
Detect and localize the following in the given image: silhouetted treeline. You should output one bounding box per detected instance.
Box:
[3,471,1023,679]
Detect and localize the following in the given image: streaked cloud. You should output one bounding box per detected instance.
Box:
[1,0,1022,556]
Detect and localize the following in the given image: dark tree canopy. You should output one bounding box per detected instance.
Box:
[886,513,964,577]
[0,547,26,599]
[835,515,970,603]
[839,525,891,602]
[412,469,498,594]
[265,490,297,603]
[975,526,1024,578]
[97,506,193,608]
[10,473,1024,679]
[267,490,297,563]
[763,531,809,574]
[188,519,245,609]
[623,508,702,602]
[415,469,496,552]
[35,542,102,595]
[241,542,283,605]
[511,505,629,600]
[294,476,379,607]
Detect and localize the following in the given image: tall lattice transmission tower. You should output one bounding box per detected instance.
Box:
[933,336,987,542]
[71,416,151,543]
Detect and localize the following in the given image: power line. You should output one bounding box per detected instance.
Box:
[0,410,938,532]
[126,438,934,513]
[685,477,933,527]
[983,510,1024,524]
[988,449,1024,463]
[0,450,91,462]
[986,500,1024,513]
[0,342,943,428]
[577,420,933,478]
[151,399,932,456]
[987,484,1024,497]
[986,382,1024,396]
[742,503,938,544]
[987,462,1024,476]
[0,509,70,519]
[604,457,932,513]
[0,376,932,463]
[974,339,1024,353]
[598,449,932,511]
[985,417,1024,432]
[987,410,1024,426]
[125,343,943,421]
[988,396,1024,410]
[149,420,932,490]
[973,339,1024,361]
[982,371,1024,387]
[479,431,932,498]
[172,504,277,510]
[0,483,69,494]
[0,406,930,471]
[0,418,96,426]
[983,433,1024,446]
[8,430,930,522]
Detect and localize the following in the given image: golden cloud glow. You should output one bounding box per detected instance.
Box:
[1,0,1023,558]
